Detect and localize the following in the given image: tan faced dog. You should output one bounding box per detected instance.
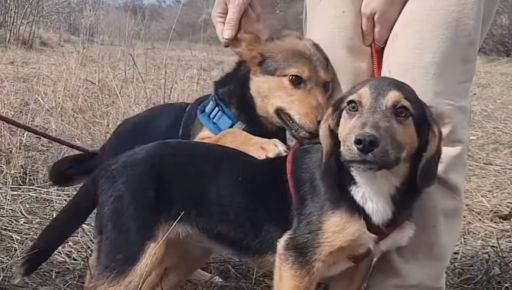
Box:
[275,77,442,290]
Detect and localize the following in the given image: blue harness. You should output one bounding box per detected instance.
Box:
[196,89,246,134]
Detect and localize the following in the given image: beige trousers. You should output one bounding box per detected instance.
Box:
[304,0,498,289]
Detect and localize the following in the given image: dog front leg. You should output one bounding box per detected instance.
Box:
[197,128,288,159]
[275,212,373,290]
[273,232,320,290]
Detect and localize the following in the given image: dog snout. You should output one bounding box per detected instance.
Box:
[354,132,380,155]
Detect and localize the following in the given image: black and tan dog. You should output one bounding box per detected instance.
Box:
[49,28,335,188]
[18,77,441,289]
[17,19,337,279]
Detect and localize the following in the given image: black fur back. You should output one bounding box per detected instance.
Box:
[21,59,285,277]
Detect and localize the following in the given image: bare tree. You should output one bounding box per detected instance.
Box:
[0,0,105,47]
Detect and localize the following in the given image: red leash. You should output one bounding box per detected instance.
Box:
[370,42,381,78]
[286,42,382,202]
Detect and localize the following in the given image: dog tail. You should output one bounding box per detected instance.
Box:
[49,151,100,187]
[16,181,97,279]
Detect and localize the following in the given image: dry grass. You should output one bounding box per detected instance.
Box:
[445,56,512,290]
[0,44,511,290]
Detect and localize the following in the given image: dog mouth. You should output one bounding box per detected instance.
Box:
[343,159,380,169]
[275,109,318,141]
[342,157,398,171]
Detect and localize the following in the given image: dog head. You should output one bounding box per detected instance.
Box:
[319,77,442,189]
[228,13,338,141]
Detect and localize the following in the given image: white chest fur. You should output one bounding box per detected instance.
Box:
[348,166,416,262]
[349,168,402,226]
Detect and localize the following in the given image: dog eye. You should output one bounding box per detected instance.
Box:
[288,75,305,88]
[394,106,411,120]
[346,100,359,113]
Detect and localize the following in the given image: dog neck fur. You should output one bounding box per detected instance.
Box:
[213,60,281,139]
[349,163,408,226]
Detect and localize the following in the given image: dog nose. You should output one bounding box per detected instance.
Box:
[354,132,380,154]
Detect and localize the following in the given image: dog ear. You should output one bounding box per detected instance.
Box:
[328,70,342,101]
[229,7,266,65]
[417,108,443,189]
[319,102,341,163]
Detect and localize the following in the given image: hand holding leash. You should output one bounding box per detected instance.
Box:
[361,0,408,47]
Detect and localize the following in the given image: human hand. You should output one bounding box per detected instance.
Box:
[361,0,408,46]
[211,0,261,46]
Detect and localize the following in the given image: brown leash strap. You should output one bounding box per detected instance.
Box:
[0,113,92,153]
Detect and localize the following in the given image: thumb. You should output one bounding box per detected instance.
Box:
[361,11,375,46]
[223,2,246,40]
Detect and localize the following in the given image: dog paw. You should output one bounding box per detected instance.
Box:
[251,138,289,159]
[269,139,289,156]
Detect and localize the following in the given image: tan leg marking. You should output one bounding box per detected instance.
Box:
[274,232,319,290]
[274,211,372,290]
[195,128,288,159]
[86,224,211,290]
[316,212,371,273]
[146,239,212,290]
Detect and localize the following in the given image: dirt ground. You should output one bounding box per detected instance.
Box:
[0,44,510,290]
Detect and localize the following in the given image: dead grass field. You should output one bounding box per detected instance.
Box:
[0,43,510,290]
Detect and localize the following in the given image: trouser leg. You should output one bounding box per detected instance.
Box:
[367,2,498,288]
[304,0,370,92]
[304,0,498,289]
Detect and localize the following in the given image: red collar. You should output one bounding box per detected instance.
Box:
[349,214,408,264]
[365,214,408,243]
